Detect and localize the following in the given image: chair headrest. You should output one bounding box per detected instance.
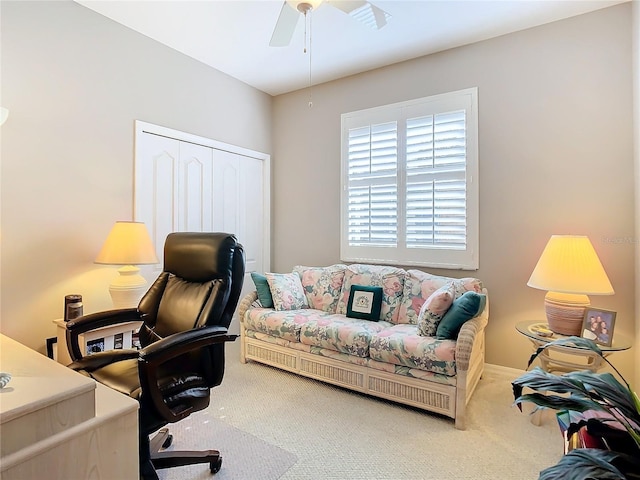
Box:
[164,233,238,283]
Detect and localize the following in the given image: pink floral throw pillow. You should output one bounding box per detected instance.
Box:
[293,264,346,313]
[416,283,455,337]
[265,272,309,311]
[452,278,483,298]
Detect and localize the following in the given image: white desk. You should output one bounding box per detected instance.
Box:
[0,334,139,479]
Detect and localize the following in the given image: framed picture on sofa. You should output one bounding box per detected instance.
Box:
[582,308,616,346]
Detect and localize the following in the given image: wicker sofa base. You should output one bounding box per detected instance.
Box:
[240,331,485,430]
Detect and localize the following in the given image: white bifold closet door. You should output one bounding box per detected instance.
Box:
[134,121,269,333]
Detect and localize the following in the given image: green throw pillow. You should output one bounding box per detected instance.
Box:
[436,291,486,340]
[346,285,383,321]
[251,272,274,308]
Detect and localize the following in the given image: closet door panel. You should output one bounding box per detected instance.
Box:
[212,150,240,234]
[240,157,264,277]
[135,133,179,265]
[176,142,213,232]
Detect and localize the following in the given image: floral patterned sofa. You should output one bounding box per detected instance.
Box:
[237,264,489,429]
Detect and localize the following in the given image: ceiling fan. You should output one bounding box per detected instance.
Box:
[270,0,391,47]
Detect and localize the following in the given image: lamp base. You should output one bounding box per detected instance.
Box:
[109,265,148,309]
[544,291,590,336]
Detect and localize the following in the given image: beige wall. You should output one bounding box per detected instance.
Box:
[0,1,272,352]
[634,0,640,389]
[273,4,636,379]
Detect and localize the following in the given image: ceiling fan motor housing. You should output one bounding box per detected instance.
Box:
[287,0,322,14]
[297,3,313,14]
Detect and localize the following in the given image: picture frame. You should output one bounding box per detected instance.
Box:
[46,336,57,361]
[582,308,616,346]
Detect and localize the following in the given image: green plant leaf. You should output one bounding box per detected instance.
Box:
[513,368,639,421]
[513,367,640,452]
[513,368,601,406]
[539,449,640,480]
[526,336,603,369]
[515,392,604,414]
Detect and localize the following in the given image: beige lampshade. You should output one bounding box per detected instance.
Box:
[95,221,159,265]
[527,235,614,295]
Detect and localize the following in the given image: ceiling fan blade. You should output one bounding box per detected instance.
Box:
[329,1,391,30]
[270,1,300,47]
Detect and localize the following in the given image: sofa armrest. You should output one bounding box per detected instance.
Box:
[238,290,259,323]
[455,290,489,372]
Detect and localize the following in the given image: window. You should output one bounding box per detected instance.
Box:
[340,88,478,270]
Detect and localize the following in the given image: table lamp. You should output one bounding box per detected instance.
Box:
[527,235,614,336]
[95,221,159,308]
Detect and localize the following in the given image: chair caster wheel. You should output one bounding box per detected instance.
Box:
[210,458,222,474]
[162,434,173,449]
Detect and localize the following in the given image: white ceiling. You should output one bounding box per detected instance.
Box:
[76,0,626,96]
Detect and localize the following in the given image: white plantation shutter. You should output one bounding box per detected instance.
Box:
[406,179,467,248]
[347,123,398,246]
[406,111,467,249]
[341,88,478,269]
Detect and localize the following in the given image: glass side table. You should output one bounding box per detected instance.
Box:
[515,320,631,374]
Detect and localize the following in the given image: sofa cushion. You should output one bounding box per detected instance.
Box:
[336,264,406,324]
[369,324,457,376]
[265,272,309,311]
[250,272,274,308]
[436,291,487,340]
[398,269,483,325]
[416,283,455,337]
[244,308,326,342]
[346,285,383,321]
[294,264,346,313]
[299,315,391,358]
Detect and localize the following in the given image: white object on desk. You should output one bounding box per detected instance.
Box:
[0,372,11,388]
[0,334,138,479]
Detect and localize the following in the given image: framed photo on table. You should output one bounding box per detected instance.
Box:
[582,308,616,347]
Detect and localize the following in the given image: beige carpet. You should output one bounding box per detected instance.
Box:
[161,341,562,480]
[157,415,297,480]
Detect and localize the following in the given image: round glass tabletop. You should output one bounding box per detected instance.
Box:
[515,320,631,352]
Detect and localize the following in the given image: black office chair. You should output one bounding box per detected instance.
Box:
[65,232,245,480]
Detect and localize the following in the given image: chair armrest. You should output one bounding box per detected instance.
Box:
[137,326,237,423]
[67,349,140,372]
[139,326,235,363]
[65,308,141,362]
[455,290,489,372]
[237,291,259,323]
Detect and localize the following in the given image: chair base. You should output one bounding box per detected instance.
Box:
[143,428,222,479]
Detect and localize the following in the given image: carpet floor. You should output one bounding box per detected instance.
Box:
[160,340,562,480]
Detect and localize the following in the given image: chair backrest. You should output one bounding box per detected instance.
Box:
[137,232,245,346]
